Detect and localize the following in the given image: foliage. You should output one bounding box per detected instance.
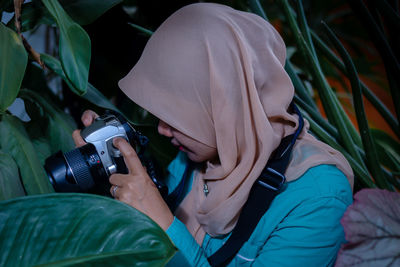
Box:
[259,0,400,191]
[0,0,176,265]
[0,0,399,265]
[335,188,400,266]
[0,193,176,266]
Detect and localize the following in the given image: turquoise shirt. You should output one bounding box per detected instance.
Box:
[166,152,353,266]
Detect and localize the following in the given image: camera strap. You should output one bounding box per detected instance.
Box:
[207,103,304,267]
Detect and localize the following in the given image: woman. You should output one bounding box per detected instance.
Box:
[74,3,353,266]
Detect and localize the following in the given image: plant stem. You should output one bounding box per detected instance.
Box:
[249,0,268,20]
[296,0,318,62]
[348,0,400,125]
[322,21,391,190]
[312,32,400,139]
[301,109,375,188]
[286,61,318,110]
[279,0,365,168]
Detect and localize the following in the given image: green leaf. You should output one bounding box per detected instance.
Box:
[42,0,91,95]
[371,129,400,172]
[0,114,54,195]
[0,193,176,266]
[0,23,28,113]
[84,83,122,113]
[295,0,318,62]
[279,0,365,168]
[59,0,122,25]
[32,137,53,165]
[8,0,122,32]
[248,0,268,20]
[6,1,55,32]
[19,89,76,153]
[0,151,25,200]
[40,54,174,168]
[41,53,79,92]
[128,23,153,37]
[301,109,376,188]
[322,21,390,190]
[312,31,400,139]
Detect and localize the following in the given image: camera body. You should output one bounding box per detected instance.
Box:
[45,111,167,197]
[81,113,132,176]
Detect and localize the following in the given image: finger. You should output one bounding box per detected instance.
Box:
[72,129,86,147]
[109,173,126,186]
[81,110,99,127]
[113,137,145,175]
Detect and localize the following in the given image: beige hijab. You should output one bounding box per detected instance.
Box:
[119,3,354,244]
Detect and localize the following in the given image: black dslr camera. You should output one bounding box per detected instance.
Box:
[44,111,167,197]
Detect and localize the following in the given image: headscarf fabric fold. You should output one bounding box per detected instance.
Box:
[119,3,354,244]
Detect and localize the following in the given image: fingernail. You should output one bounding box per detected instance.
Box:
[113,138,120,145]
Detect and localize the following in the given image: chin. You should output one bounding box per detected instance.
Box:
[187,153,205,163]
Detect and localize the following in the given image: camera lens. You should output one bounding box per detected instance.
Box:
[45,143,108,194]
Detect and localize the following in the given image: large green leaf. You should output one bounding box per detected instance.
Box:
[0,193,176,266]
[42,0,91,95]
[0,23,28,113]
[0,114,54,195]
[0,151,25,200]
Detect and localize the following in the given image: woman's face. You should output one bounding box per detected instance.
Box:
[158,120,218,163]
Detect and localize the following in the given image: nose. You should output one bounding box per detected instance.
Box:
[158,120,173,138]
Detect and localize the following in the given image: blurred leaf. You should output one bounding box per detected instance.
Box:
[21,62,66,110]
[312,31,400,138]
[0,23,28,113]
[348,0,400,124]
[128,23,153,37]
[296,0,318,62]
[6,1,55,32]
[84,83,122,113]
[0,0,13,12]
[286,60,318,111]
[371,129,400,172]
[60,0,123,25]
[249,0,268,20]
[41,54,135,125]
[7,0,122,32]
[41,53,80,93]
[42,0,91,95]
[322,21,390,190]
[0,151,25,200]
[41,54,157,129]
[19,89,76,153]
[303,110,375,188]
[32,137,52,165]
[279,0,365,169]
[0,114,54,195]
[0,193,176,266]
[336,188,400,266]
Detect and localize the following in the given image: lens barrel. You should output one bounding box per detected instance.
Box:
[45,143,108,194]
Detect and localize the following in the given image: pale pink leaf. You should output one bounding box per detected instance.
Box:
[335,188,400,266]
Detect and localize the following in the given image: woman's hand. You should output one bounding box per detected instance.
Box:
[72,110,99,147]
[110,137,174,231]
